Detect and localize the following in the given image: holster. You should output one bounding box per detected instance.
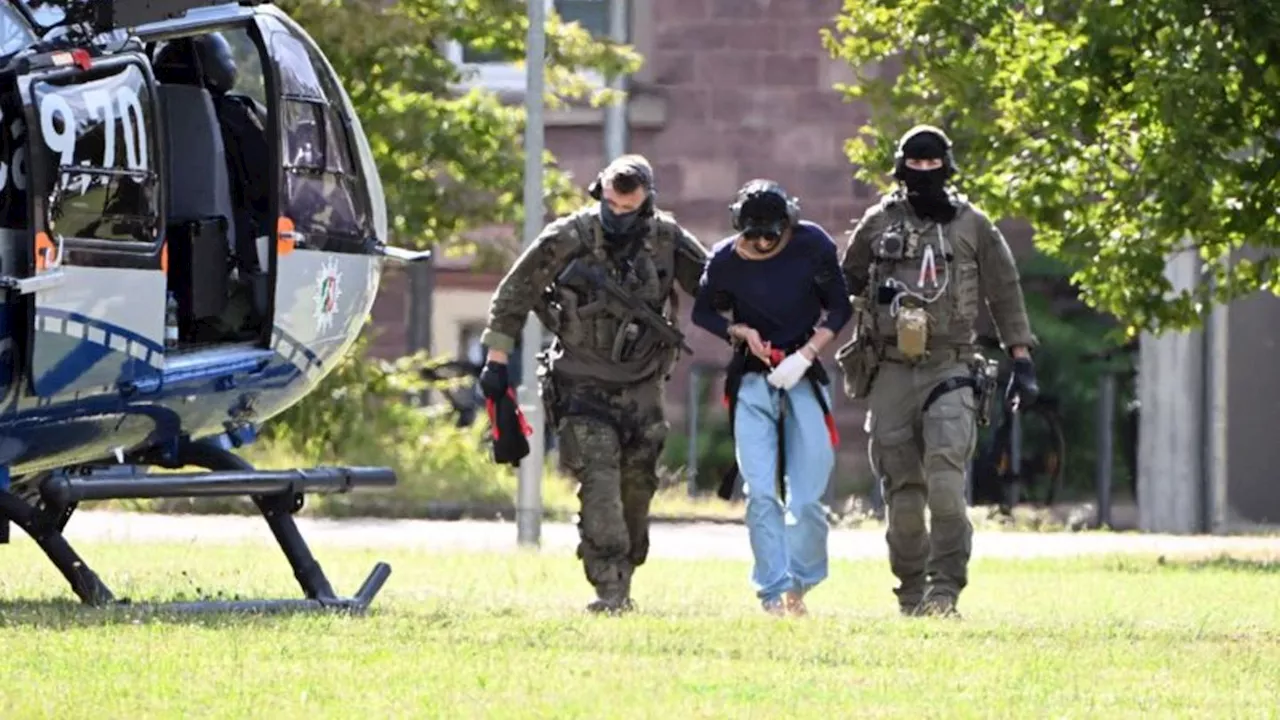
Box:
[917,354,997,427]
[969,355,1001,427]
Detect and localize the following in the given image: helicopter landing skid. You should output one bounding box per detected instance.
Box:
[0,439,397,616]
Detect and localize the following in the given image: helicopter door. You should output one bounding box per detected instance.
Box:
[13,50,165,398]
[254,14,394,359]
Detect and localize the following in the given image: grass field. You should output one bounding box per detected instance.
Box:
[2,534,1279,718]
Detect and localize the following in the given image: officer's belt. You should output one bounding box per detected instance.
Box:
[554,392,641,446]
[877,340,966,365]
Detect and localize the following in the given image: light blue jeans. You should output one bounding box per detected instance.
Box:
[733,373,835,605]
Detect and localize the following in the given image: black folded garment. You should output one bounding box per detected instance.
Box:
[486,387,532,465]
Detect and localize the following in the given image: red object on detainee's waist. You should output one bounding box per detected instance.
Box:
[719,347,839,448]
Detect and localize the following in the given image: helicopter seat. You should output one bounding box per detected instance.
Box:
[156,82,235,340]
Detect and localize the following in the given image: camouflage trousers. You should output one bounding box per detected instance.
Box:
[867,353,977,610]
[543,374,668,601]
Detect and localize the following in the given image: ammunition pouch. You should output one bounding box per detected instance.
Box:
[835,333,879,400]
[895,306,931,360]
[835,295,881,399]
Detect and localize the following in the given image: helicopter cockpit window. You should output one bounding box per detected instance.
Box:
[29,62,159,247]
[0,5,36,58]
[267,27,373,253]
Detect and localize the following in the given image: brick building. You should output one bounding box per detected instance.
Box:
[367,0,1036,498]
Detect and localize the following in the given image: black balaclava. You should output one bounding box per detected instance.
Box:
[898,129,956,223]
[589,155,655,243]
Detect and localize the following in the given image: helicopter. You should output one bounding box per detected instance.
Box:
[0,0,431,614]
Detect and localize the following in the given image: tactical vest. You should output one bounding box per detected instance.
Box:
[867,193,978,353]
[534,207,684,384]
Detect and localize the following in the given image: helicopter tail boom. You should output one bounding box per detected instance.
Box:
[0,440,398,615]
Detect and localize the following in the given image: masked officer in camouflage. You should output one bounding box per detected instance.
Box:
[836,125,1040,617]
[478,155,709,614]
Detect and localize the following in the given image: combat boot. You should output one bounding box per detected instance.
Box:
[895,589,924,617]
[586,594,635,615]
[586,563,635,615]
[911,589,961,619]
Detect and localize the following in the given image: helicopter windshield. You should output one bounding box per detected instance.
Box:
[0,3,36,56]
[14,1,64,26]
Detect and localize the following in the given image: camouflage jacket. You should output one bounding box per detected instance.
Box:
[480,204,708,384]
[840,188,1036,353]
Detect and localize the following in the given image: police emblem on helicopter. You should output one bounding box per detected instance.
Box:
[312,256,342,332]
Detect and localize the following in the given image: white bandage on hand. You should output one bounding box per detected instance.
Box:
[767,352,812,390]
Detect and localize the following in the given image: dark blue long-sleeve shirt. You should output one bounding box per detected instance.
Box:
[692,220,853,350]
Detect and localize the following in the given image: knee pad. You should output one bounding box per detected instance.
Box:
[927,482,969,518]
[887,489,927,536]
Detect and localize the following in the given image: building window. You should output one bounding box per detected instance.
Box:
[444,0,622,93]
[458,322,485,365]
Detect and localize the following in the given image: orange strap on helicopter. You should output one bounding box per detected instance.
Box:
[34,231,55,271]
[277,216,297,256]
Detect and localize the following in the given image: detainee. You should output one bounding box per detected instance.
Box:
[692,179,852,616]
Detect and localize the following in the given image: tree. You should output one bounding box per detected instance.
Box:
[822,1,1280,336]
[277,0,640,263]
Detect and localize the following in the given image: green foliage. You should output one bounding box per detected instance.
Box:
[658,372,737,495]
[1007,256,1137,499]
[276,0,642,257]
[823,1,1280,337]
[661,416,736,496]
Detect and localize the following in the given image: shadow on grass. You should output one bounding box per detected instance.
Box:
[0,596,377,630]
[1106,553,1280,575]
[1164,554,1280,573]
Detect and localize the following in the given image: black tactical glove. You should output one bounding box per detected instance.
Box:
[478,361,531,466]
[478,361,509,400]
[1005,356,1039,408]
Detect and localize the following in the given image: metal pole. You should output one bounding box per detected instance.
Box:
[686,365,700,496]
[1095,372,1116,529]
[1202,264,1229,535]
[603,0,627,160]
[516,0,547,548]
[406,253,435,405]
